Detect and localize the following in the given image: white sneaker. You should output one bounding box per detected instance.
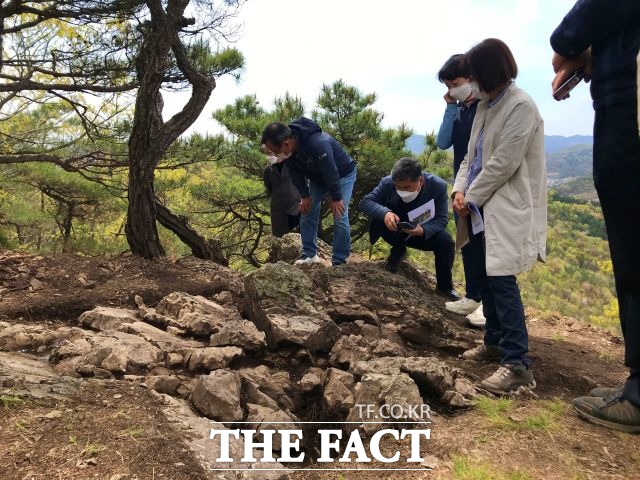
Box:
[445,297,481,315]
[466,305,486,327]
[294,255,322,265]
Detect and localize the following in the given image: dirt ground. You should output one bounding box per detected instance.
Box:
[1,249,639,480]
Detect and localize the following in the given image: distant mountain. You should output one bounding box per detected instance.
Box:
[544,135,593,153]
[550,176,599,202]
[405,134,593,156]
[546,143,592,180]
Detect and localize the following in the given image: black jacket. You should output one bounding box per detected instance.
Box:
[359,172,449,242]
[286,117,356,201]
[551,0,640,109]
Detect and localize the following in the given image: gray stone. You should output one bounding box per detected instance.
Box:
[323,368,355,412]
[209,319,266,352]
[79,307,138,331]
[185,346,242,372]
[191,370,243,422]
[145,375,181,395]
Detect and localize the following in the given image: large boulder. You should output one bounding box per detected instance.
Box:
[346,372,424,435]
[244,263,341,352]
[79,306,138,331]
[185,346,243,372]
[323,368,355,413]
[209,319,266,352]
[191,369,243,422]
[156,292,240,336]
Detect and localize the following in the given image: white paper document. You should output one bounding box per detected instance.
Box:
[468,203,485,235]
[407,199,435,224]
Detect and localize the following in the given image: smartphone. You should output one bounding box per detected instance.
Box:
[397,221,416,230]
[553,68,585,101]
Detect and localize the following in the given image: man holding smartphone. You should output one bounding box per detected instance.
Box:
[551,0,640,432]
[360,157,459,300]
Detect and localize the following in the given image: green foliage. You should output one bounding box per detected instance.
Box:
[452,455,533,480]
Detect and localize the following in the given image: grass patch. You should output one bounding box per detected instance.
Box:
[0,395,23,408]
[452,455,532,480]
[15,419,29,432]
[475,397,566,432]
[84,442,106,454]
[124,426,145,438]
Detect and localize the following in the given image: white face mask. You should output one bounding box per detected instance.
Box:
[449,83,473,103]
[471,82,489,100]
[267,155,279,165]
[396,189,420,203]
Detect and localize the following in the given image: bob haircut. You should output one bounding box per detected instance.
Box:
[463,38,518,93]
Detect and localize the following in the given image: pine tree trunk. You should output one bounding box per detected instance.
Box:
[154,199,227,265]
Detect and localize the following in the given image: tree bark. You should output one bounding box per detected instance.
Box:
[125,0,217,259]
[154,199,227,265]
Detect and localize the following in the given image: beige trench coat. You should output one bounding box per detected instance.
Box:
[453,84,547,276]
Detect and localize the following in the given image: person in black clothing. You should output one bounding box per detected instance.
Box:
[360,157,460,301]
[551,0,640,433]
[263,160,300,237]
[436,55,485,324]
[261,118,357,266]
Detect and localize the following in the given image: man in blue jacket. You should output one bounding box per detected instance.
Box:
[551,0,640,432]
[261,118,357,266]
[360,157,459,300]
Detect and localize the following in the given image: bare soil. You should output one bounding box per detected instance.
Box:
[1,249,639,480]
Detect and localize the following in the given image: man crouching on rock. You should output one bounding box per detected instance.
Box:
[360,157,459,301]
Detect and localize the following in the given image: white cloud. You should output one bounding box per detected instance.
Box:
[164,0,594,138]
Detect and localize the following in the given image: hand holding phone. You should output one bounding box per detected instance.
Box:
[397,221,416,231]
[553,68,585,101]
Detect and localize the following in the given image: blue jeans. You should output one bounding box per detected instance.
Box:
[454,211,483,302]
[300,166,357,264]
[468,216,531,368]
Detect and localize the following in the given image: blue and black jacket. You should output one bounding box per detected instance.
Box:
[359,172,449,243]
[550,0,640,109]
[436,100,478,178]
[286,117,356,201]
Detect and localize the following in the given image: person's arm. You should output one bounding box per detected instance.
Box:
[420,180,449,241]
[436,103,457,150]
[551,0,640,57]
[464,101,538,207]
[359,179,392,221]
[263,167,273,196]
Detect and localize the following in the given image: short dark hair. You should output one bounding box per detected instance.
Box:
[261,122,294,147]
[462,38,517,93]
[391,157,422,182]
[437,54,468,83]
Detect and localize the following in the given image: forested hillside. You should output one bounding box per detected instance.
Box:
[0,80,615,331]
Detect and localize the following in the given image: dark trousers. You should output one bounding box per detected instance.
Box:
[593,100,640,406]
[468,216,531,368]
[371,220,455,291]
[454,211,483,302]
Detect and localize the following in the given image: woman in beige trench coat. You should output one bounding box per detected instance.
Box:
[452,38,547,395]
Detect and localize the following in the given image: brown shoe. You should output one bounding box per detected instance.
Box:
[461,343,502,362]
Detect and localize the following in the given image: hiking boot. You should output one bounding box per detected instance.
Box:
[461,343,502,362]
[573,390,640,433]
[294,254,322,265]
[480,364,536,395]
[588,386,623,398]
[385,246,407,273]
[445,297,481,315]
[466,305,486,327]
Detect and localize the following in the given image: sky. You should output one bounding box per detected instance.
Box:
[166,0,594,138]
